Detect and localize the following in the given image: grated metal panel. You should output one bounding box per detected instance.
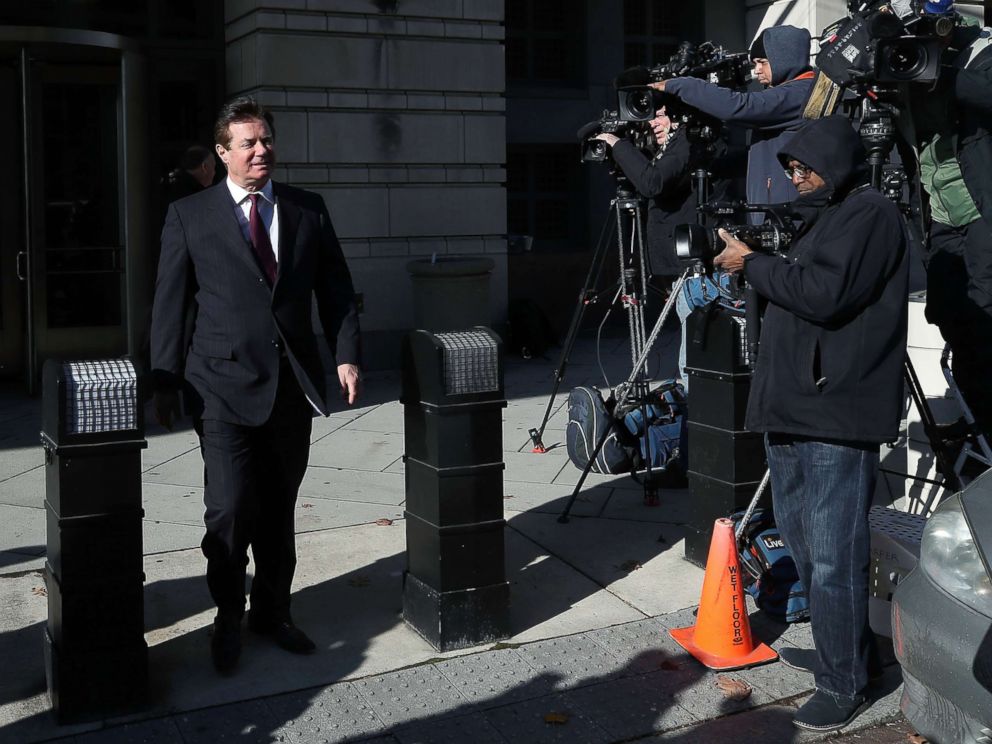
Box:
[435,330,499,396]
[869,505,926,548]
[63,359,138,435]
[869,506,926,635]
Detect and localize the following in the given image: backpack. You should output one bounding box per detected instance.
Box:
[620,380,688,479]
[565,386,631,474]
[731,507,810,623]
[565,380,688,480]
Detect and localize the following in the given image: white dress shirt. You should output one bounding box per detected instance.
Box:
[225,177,280,261]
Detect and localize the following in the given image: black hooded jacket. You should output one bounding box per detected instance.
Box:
[742,116,909,443]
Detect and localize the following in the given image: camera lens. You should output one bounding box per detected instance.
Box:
[629,90,654,118]
[880,38,928,80]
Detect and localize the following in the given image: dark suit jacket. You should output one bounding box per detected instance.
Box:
[151,181,360,426]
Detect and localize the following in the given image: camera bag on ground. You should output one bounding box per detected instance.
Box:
[565,380,687,479]
[565,386,632,474]
[620,380,688,478]
[731,506,810,623]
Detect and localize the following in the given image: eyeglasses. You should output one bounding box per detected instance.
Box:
[784,164,813,180]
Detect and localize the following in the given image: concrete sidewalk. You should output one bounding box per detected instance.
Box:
[0,330,903,743]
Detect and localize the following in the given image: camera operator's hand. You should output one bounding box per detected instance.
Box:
[713,229,753,274]
[649,80,667,92]
[591,133,620,147]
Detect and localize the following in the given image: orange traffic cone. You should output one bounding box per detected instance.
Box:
[670,517,778,670]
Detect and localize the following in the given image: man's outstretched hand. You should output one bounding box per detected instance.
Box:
[337,363,362,406]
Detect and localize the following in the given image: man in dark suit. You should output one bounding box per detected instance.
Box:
[151,96,361,674]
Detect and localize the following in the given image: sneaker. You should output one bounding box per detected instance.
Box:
[793,689,868,732]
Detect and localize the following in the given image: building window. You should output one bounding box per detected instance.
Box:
[506,0,586,86]
[623,0,702,70]
[507,145,587,252]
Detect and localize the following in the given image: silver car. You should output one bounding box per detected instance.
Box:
[892,469,992,744]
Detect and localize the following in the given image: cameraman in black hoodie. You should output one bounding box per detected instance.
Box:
[714,116,908,732]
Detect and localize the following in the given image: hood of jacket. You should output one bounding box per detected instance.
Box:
[777,115,869,203]
[758,25,813,85]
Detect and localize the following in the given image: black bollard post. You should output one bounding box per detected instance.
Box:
[401,327,510,651]
[41,359,148,723]
[683,308,769,566]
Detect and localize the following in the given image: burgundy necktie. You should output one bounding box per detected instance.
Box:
[247,193,278,285]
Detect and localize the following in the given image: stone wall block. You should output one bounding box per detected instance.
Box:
[310,111,464,164]
[481,24,505,40]
[255,10,287,28]
[325,15,369,33]
[462,0,504,21]
[368,92,409,109]
[273,110,308,162]
[407,93,446,109]
[445,95,483,111]
[389,186,506,236]
[316,186,391,240]
[444,21,482,38]
[406,19,446,36]
[286,89,328,107]
[367,17,407,34]
[256,35,387,88]
[388,39,504,92]
[285,12,327,31]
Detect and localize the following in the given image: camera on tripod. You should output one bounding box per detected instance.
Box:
[673,202,796,266]
[579,111,654,163]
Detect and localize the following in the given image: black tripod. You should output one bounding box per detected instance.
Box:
[528,180,661,455]
[556,267,692,522]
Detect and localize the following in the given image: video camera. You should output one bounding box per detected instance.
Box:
[579,40,753,163]
[616,41,753,123]
[673,201,797,266]
[816,0,956,90]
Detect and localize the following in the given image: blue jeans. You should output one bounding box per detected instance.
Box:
[677,273,733,388]
[765,433,879,701]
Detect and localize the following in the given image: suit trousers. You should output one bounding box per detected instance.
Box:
[197,358,314,621]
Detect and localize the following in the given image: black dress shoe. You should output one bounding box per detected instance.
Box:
[247,613,316,655]
[211,616,242,674]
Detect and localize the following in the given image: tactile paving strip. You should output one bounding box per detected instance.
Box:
[559,674,697,741]
[265,681,386,744]
[434,647,556,707]
[394,711,508,744]
[352,665,470,728]
[513,634,628,690]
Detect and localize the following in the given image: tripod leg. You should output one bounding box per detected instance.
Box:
[529,213,618,452]
[558,419,614,523]
[904,355,962,495]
